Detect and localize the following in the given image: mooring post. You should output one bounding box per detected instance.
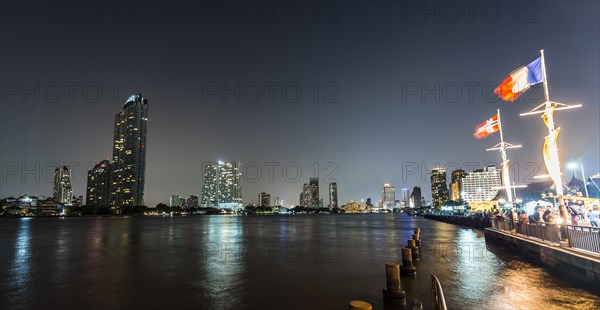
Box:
[348,300,372,310]
[401,247,417,276]
[383,263,406,306]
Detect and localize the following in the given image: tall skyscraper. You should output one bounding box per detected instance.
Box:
[460,165,501,202]
[431,168,449,206]
[329,182,338,209]
[308,177,319,208]
[401,188,410,208]
[258,192,271,207]
[53,165,73,204]
[201,161,242,209]
[110,93,148,206]
[381,183,396,209]
[450,169,467,202]
[86,160,111,206]
[410,186,422,208]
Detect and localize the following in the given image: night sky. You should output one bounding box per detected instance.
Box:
[1,1,599,207]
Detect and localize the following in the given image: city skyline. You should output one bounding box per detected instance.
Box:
[1,2,598,207]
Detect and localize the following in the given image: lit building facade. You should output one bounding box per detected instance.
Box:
[86,160,111,206]
[186,195,199,208]
[450,169,467,202]
[381,183,396,209]
[201,161,243,209]
[401,188,410,208]
[258,192,271,207]
[431,168,449,207]
[110,93,148,206]
[170,195,182,207]
[460,165,501,202]
[329,182,338,209]
[53,165,73,204]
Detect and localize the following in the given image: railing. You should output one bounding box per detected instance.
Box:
[491,218,600,254]
[565,225,600,254]
[431,274,447,310]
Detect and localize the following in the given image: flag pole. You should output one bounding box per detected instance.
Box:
[540,49,567,231]
[540,49,550,102]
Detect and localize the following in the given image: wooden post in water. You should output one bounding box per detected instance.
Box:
[383,263,406,305]
[401,247,417,276]
[408,239,420,260]
[348,300,372,310]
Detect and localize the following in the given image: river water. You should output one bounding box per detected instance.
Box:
[1,214,598,309]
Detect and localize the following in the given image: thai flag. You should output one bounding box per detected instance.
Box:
[494,57,544,101]
[474,114,500,139]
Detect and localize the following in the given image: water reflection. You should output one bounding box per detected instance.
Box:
[1,215,599,310]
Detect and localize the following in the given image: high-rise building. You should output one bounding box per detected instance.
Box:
[86,160,111,206]
[460,165,501,202]
[201,161,242,209]
[329,182,338,209]
[450,169,467,201]
[308,177,319,208]
[186,195,199,208]
[110,93,148,207]
[258,192,271,207]
[410,186,422,208]
[431,168,449,206]
[381,183,396,209]
[170,195,182,207]
[53,165,73,204]
[401,188,410,208]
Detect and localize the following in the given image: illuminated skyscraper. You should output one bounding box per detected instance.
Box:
[381,183,395,209]
[329,182,338,209]
[110,93,148,206]
[431,168,449,206]
[53,165,73,204]
[201,161,242,209]
[401,188,410,208]
[86,160,111,206]
[450,169,467,201]
[460,165,501,202]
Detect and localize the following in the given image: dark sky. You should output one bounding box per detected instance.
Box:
[1,1,599,207]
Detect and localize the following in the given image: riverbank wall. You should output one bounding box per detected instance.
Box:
[423,214,491,229]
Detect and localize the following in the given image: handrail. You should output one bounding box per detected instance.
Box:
[431,274,447,310]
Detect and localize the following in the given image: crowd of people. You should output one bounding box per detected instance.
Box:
[495,204,600,227]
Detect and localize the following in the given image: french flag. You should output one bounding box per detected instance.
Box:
[494,57,544,101]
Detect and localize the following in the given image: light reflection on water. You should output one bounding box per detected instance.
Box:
[1,215,598,310]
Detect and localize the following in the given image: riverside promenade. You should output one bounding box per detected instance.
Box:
[485,218,600,289]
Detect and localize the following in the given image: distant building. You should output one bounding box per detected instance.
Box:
[381,183,396,209]
[401,188,410,208]
[450,169,467,202]
[329,182,338,209]
[53,165,73,204]
[300,178,319,208]
[258,192,271,207]
[110,93,148,207]
[410,186,422,208]
[460,165,501,202]
[186,195,199,208]
[201,161,242,209]
[86,160,111,206]
[170,195,182,207]
[431,168,449,206]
